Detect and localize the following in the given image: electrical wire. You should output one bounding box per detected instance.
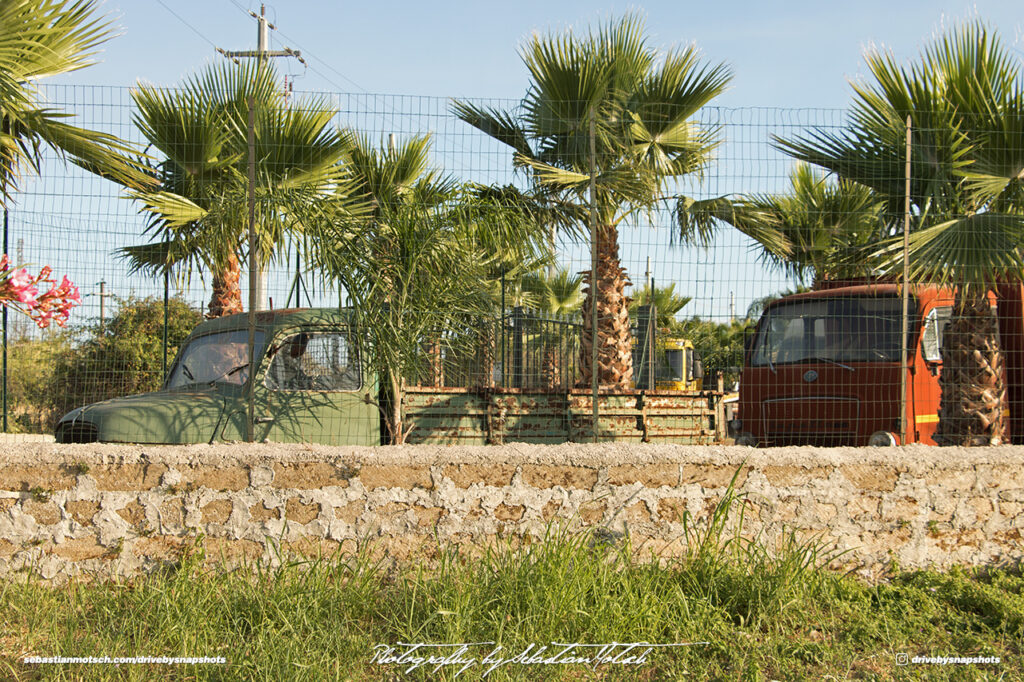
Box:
[153,0,219,49]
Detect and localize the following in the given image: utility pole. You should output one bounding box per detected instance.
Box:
[216,4,305,312]
[217,4,305,67]
[96,280,115,331]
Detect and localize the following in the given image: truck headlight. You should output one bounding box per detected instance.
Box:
[735,432,757,446]
[868,431,897,447]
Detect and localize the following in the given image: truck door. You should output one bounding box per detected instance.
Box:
[914,303,952,444]
[253,329,378,445]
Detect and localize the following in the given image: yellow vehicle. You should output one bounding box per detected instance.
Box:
[633,334,704,391]
[655,337,704,391]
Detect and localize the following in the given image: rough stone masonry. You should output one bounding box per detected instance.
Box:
[0,442,1021,583]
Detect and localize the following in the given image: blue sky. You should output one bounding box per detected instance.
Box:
[58,1,1024,107]
[29,0,1024,324]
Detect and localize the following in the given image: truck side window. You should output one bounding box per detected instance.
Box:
[921,306,952,363]
[265,331,361,392]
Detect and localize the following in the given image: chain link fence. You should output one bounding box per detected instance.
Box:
[6,80,1019,447]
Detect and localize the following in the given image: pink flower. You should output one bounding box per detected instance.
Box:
[15,284,38,306]
[0,263,78,326]
[9,268,32,291]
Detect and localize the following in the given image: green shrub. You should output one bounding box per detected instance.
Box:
[45,295,202,425]
[0,332,70,432]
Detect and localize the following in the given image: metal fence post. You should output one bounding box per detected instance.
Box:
[2,207,7,433]
[512,305,524,388]
[588,109,599,442]
[162,268,169,381]
[246,96,257,444]
[899,115,911,446]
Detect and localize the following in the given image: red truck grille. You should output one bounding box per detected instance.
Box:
[761,397,859,447]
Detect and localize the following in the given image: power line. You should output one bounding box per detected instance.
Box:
[224,0,367,93]
[153,0,219,49]
[218,1,472,165]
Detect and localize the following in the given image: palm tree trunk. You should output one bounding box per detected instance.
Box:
[542,346,560,390]
[935,288,1005,445]
[207,253,243,318]
[426,335,444,387]
[579,223,633,388]
[476,321,496,388]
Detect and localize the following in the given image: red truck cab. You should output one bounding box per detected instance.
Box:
[735,283,954,446]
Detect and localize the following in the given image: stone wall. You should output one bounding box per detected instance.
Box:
[0,443,1021,582]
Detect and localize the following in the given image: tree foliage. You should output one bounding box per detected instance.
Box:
[48,296,201,420]
[307,135,548,442]
[453,13,736,387]
[0,0,151,205]
[120,61,361,316]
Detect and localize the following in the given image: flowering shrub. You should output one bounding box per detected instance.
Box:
[0,256,80,328]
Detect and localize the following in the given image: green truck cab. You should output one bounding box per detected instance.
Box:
[55,308,379,445]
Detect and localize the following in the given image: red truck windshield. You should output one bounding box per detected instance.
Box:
[751,295,906,366]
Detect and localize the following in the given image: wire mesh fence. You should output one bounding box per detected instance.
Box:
[5,75,1022,447]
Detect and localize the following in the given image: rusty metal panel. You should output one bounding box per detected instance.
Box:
[404,389,487,445]
[491,392,568,444]
[404,387,724,445]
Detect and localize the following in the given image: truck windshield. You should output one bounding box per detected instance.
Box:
[165,330,267,389]
[751,296,905,367]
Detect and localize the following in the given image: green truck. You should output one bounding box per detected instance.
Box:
[55,308,725,445]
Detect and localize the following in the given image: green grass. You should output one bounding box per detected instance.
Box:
[0,487,1020,681]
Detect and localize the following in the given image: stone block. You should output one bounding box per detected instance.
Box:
[116,501,147,528]
[285,498,320,524]
[443,464,515,488]
[133,536,187,562]
[24,500,60,525]
[579,501,606,525]
[680,464,747,488]
[271,462,353,489]
[657,497,687,522]
[91,463,168,491]
[182,466,249,491]
[201,499,233,525]
[51,536,109,560]
[881,496,919,522]
[521,465,597,490]
[606,464,678,488]
[494,503,525,522]
[841,465,899,491]
[541,500,562,522]
[413,505,447,527]
[334,501,363,524]
[0,465,75,492]
[358,465,432,490]
[203,538,264,564]
[249,502,281,522]
[66,500,100,527]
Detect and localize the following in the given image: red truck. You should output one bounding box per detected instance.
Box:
[733,281,1024,447]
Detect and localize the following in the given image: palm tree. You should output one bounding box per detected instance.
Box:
[0,0,150,205]
[345,133,458,387]
[120,61,354,317]
[630,282,692,330]
[453,13,732,389]
[775,21,1024,445]
[722,163,886,286]
[309,135,547,441]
